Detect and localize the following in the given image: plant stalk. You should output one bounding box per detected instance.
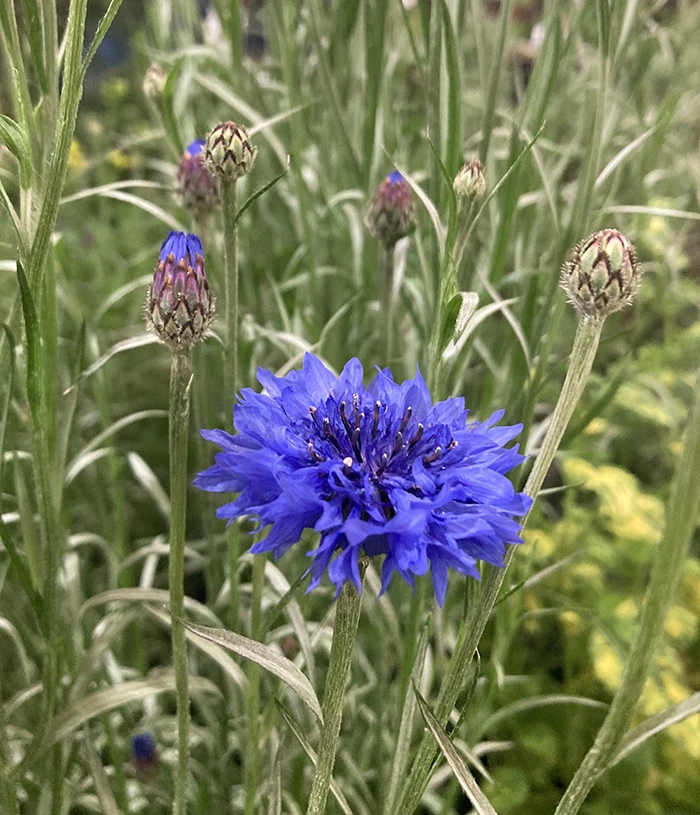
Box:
[221,179,242,632]
[379,244,396,365]
[306,580,364,815]
[169,349,193,815]
[553,367,700,815]
[398,316,604,814]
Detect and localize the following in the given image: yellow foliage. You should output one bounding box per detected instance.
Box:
[591,630,700,757]
[67,141,87,173]
[615,598,639,620]
[560,610,582,633]
[522,528,555,559]
[108,150,135,171]
[563,458,664,544]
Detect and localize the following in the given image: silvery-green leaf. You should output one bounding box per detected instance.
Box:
[182,620,323,723]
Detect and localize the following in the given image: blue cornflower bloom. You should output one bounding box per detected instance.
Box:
[185,139,205,156]
[132,732,156,762]
[195,354,531,605]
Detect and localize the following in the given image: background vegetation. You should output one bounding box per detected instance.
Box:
[1,0,700,813]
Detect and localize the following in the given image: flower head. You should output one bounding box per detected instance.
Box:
[176,139,220,217]
[146,231,214,350]
[195,354,530,605]
[131,732,158,778]
[562,229,641,319]
[454,159,486,202]
[143,63,166,100]
[205,121,257,180]
[365,171,417,248]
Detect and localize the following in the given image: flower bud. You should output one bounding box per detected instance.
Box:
[143,63,166,100]
[131,732,158,780]
[365,171,417,248]
[453,159,486,202]
[205,121,257,180]
[176,140,220,218]
[562,229,641,319]
[146,232,215,349]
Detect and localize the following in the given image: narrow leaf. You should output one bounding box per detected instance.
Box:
[277,702,354,815]
[84,735,121,815]
[413,684,500,815]
[234,159,290,225]
[612,692,700,767]
[182,620,323,723]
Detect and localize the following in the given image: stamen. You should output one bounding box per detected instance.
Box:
[423,446,442,465]
[377,452,390,476]
[323,417,341,451]
[343,456,353,468]
[352,393,361,427]
[351,427,362,461]
[339,401,353,439]
[392,431,404,455]
[399,405,413,433]
[308,441,325,462]
[309,406,320,427]
[372,401,381,438]
[408,423,424,447]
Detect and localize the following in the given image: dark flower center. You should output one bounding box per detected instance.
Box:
[305,396,453,484]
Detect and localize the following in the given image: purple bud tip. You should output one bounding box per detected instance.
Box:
[185,139,206,156]
[388,170,404,184]
[131,733,156,762]
[159,231,204,264]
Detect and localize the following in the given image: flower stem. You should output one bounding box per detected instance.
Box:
[306,581,364,815]
[398,316,604,814]
[553,367,700,815]
[169,349,193,815]
[243,555,265,815]
[427,200,475,398]
[379,244,395,365]
[221,179,241,632]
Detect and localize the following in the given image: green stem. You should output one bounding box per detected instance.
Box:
[306,580,364,815]
[379,244,395,365]
[553,368,700,815]
[398,316,604,814]
[428,200,474,397]
[244,555,266,815]
[221,180,241,632]
[169,349,193,815]
[222,180,239,399]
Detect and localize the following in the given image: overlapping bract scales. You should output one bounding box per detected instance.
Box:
[146,231,214,349]
[195,353,531,604]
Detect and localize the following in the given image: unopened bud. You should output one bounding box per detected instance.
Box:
[453,159,486,202]
[143,63,166,100]
[176,140,220,217]
[205,121,257,180]
[365,171,417,248]
[146,231,215,349]
[562,229,641,319]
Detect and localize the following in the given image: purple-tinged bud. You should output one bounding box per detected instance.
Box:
[365,171,417,248]
[205,121,257,180]
[453,159,486,202]
[562,229,641,319]
[176,140,220,217]
[143,63,166,100]
[131,732,158,779]
[146,231,215,349]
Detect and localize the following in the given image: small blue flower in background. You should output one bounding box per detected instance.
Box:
[131,732,158,777]
[185,139,205,156]
[195,354,531,605]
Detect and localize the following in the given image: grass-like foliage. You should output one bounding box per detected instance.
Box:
[1,1,700,814]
